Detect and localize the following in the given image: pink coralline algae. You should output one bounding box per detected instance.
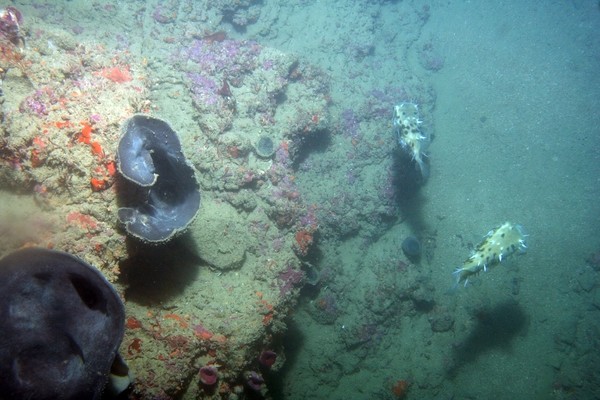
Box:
[23,96,47,117]
[262,59,275,70]
[183,38,262,110]
[152,4,177,24]
[271,175,300,202]
[185,39,261,77]
[187,72,219,106]
[299,205,319,232]
[366,86,410,119]
[341,108,361,140]
[274,143,291,168]
[277,266,305,297]
[20,87,57,117]
[271,237,284,252]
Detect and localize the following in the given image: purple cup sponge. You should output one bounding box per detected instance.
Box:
[0,248,125,400]
[246,371,265,392]
[199,365,218,386]
[258,350,277,368]
[117,115,201,243]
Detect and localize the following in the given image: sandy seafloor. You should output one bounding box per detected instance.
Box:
[1,0,600,400]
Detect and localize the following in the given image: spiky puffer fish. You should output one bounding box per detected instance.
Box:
[453,222,528,286]
[393,102,430,180]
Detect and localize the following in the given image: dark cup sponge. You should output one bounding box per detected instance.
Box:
[0,248,125,400]
[402,236,422,262]
[117,115,201,243]
[254,135,275,158]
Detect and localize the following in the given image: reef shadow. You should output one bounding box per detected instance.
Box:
[265,317,306,399]
[292,127,333,170]
[392,149,428,233]
[447,300,529,378]
[120,235,202,305]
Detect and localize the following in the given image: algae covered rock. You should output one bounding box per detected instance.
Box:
[188,197,250,270]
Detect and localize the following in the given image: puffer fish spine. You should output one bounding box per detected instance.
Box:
[453,222,528,286]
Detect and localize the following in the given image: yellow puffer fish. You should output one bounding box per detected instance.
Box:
[454,222,528,286]
[393,102,430,179]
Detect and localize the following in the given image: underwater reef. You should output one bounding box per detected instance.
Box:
[0,3,328,398]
